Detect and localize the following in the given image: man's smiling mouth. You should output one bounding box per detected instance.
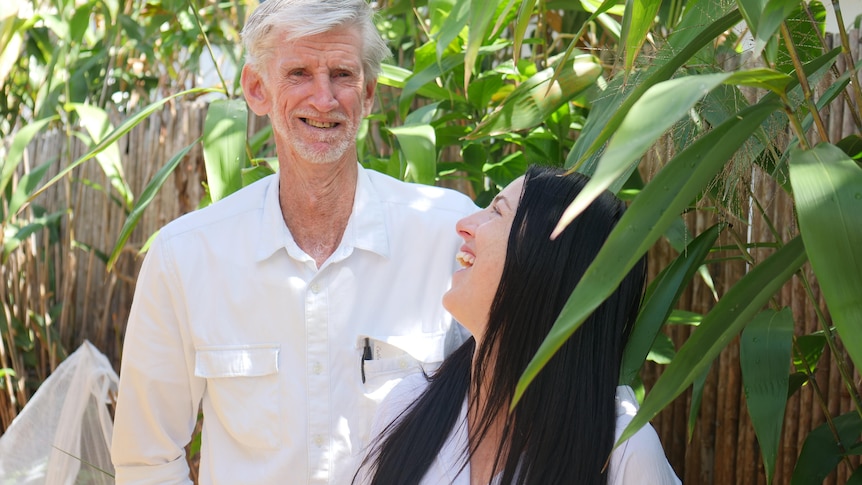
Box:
[302,118,338,128]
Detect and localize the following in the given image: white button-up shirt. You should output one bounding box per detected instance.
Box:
[111,165,477,484]
[362,374,683,485]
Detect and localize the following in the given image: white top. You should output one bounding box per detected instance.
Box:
[362,373,683,485]
[111,165,477,485]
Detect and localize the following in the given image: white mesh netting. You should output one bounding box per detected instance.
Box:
[0,341,118,484]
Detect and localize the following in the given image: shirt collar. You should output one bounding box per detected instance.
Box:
[254,164,390,262]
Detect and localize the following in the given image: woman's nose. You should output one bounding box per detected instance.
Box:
[455,213,478,239]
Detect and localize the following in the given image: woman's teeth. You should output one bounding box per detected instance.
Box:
[456,251,475,268]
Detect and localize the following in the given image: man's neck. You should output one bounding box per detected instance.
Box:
[278,160,358,268]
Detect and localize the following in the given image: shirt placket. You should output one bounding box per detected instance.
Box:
[306,273,331,483]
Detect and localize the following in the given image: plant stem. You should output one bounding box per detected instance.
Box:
[780,22,829,145]
[799,271,862,420]
[831,0,862,131]
[188,0,230,97]
[791,338,857,471]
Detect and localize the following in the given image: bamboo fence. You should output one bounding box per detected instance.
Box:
[3,30,861,484]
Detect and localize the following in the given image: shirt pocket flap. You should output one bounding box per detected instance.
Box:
[194,345,280,378]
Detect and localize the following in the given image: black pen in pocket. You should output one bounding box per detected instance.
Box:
[361,337,372,383]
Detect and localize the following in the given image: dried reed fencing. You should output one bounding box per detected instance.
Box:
[2,30,861,483]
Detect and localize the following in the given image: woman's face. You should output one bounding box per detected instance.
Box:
[443,176,525,341]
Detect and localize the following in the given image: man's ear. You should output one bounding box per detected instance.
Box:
[241,64,271,116]
[362,78,377,118]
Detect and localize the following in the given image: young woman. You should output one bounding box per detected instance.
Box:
[356,166,681,484]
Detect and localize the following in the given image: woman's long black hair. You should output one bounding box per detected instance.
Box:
[357,165,648,484]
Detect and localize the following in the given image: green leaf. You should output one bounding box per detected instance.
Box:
[790,412,862,484]
[740,308,794,485]
[29,87,222,204]
[620,0,661,73]
[723,67,793,94]
[203,98,247,202]
[388,124,437,185]
[6,159,54,222]
[617,236,806,448]
[836,134,862,160]
[512,0,538,65]
[566,7,742,170]
[379,63,453,103]
[512,100,782,409]
[620,223,723,385]
[789,143,862,371]
[464,0,500,90]
[753,0,801,58]
[106,139,199,271]
[645,332,675,364]
[554,72,736,235]
[468,54,601,139]
[3,210,66,262]
[71,103,134,209]
[1,116,57,197]
[241,164,277,187]
[688,367,710,440]
[433,0,470,61]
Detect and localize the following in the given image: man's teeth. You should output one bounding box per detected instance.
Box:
[305,119,336,128]
[456,251,475,268]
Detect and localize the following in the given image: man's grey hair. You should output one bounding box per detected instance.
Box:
[241,0,391,82]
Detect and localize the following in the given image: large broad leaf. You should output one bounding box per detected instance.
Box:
[464,0,500,90]
[203,98,247,202]
[387,102,442,185]
[753,0,807,60]
[620,223,724,386]
[71,103,134,209]
[433,0,470,61]
[511,99,782,408]
[553,68,790,236]
[620,0,661,73]
[789,143,862,371]
[106,139,199,271]
[790,411,862,484]
[388,124,437,185]
[467,54,601,138]
[617,236,807,447]
[566,6,742,171]
[740,308,794,485]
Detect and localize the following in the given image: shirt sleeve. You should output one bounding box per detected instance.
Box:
[111,234,201,484]
[609,427,682,485]
[610,387,682,485]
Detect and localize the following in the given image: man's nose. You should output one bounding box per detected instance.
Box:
[309,77,339,112]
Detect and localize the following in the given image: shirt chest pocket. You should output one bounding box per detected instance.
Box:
[195,345,282,449]
[356,334,445,448]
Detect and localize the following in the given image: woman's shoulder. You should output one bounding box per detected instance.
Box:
[374,372,431,428]
[610,385,682,485]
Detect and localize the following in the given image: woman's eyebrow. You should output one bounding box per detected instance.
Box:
[491,194,513,211]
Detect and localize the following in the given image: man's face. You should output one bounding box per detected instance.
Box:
[251,25,375,166]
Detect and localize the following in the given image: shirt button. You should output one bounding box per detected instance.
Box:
[313,434,324,447]
[312,362,323,374]
[310,283,320,294]
[398,358,408,369]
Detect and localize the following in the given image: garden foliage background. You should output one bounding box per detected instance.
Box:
[1,0,861,483]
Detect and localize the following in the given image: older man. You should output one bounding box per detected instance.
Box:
[110,0,476,483]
